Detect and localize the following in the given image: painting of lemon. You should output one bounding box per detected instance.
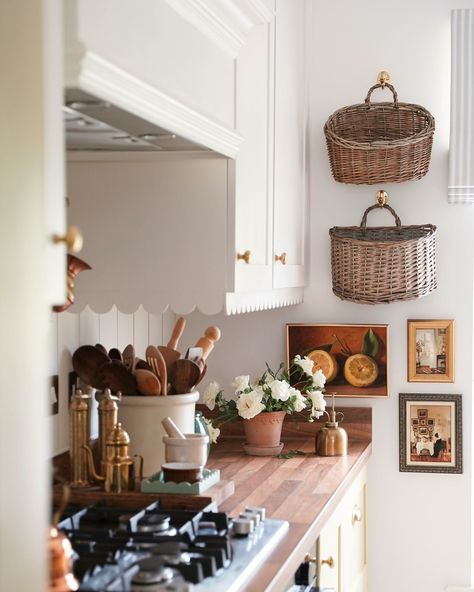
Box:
[307,349,339,383]
[343,354,379,387]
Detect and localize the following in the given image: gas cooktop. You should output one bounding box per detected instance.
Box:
[57,500,289,591]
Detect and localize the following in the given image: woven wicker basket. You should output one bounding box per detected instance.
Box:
[324,82,435,184]
[329,202,437,304]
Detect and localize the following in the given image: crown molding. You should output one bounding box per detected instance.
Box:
[72,51,243,158]
[164,0,275,57]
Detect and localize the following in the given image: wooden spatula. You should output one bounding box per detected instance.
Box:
[100,360,138,395]
[72,345,109,390]
[158,317,186,370]
[168,359,201,394]
[122,344,136,372]
[135,369,161,396]
[146,345,168,396]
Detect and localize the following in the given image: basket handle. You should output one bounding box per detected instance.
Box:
[365,83,399,108]
[360,203,402,233]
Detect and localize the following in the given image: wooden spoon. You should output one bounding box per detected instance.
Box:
[158,317,186,370]
[95,343,108,355]
[135,369,161,396]
[72,345,109,390]
[109,348,123,362]
[100,360,138,395]
[122,344,136,372]
[168,359,201,394]
[195,363,208,387]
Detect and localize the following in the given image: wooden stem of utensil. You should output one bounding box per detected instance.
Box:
[194,326,221,362]
[167,317,186,350]
[161,417,186,439]
[155,348,168,396]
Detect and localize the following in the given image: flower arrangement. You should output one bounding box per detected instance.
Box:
[202,355,327,442]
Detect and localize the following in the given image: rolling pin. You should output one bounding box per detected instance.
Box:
[194,326,221,362]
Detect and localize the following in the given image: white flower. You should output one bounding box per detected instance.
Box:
[308,391,326,419]
[204,418,220,443]
[289,387,307,412]
[293,354,314,377]
[203,381,220,411]
[312,368,326,389]
[232,375,250,393]
[268,379,290,401]
[237,390,265,419]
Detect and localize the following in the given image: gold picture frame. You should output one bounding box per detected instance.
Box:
[407,320,454,383]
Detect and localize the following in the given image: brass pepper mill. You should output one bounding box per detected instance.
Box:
[315,394,348,457]
[69,388,92,487]
[83,423,143,493]
[95,388,121,475]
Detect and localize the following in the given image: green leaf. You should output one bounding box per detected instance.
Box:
[276,449,306,459]
[361,328,379,358]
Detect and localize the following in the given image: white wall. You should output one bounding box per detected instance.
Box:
[181,1,474,590]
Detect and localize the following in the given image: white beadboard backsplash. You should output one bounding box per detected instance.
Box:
[48,305,176,455]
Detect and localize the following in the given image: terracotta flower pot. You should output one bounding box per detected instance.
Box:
[243,411,286,455]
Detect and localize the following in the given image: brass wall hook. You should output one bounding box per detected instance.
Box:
[376,190,388,206]
[377,71,390,87]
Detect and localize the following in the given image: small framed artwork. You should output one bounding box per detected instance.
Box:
[286,323,388,398]
[407,320,454,382]
[399,393,462,474]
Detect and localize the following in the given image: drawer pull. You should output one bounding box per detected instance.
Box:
[236,250,251,264]
[304,553,317,564]
[321,556,335,569]
[275,252,288,264]
[53,226,83,253]
[352,504,363,525]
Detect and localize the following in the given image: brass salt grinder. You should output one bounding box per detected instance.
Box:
[69,388,91,487]
[83,423,143,493]
[95,388,121,475]
[315,394,348,457]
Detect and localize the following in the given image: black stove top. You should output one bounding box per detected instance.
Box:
[57,501,232,591]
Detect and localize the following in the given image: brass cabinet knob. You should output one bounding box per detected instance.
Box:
[275,252,288,264]
[304,553,317,564]
[236,250,251,264]
[321,556,335,569]
[53,226,83,253]
[352,504,363,525]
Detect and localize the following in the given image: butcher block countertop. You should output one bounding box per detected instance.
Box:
[204,407,372,592]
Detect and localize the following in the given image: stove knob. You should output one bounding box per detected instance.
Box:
[240,511,260,528]
[231,517,254,536]
[245,505,266,522]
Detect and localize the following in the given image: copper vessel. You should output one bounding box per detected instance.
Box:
[315,396,348,457]
[69,388,91,487]
[83,423,143,493]
[53,254,91,313]
[49,485,79,591]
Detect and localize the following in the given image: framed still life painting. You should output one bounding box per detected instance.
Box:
[286,323,388,398]
[399,393,462,474]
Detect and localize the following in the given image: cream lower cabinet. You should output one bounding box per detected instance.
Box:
[317,467,368,592]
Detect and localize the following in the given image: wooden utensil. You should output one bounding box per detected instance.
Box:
[122,344,136,372]
[72,345,109,390]
[194,326,221,362]
[95,343,108,355]
[195,363,208,386]
[100,360,138,395]
[146,345,168,395]
[109,348,123,362]
[135,369,161,396]
[168,359,201,394]
[158,317,186,370]
[135,358,153,372]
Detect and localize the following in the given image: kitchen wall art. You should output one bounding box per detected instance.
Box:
[399,393,462,474]
[407,320,454,383]
[286,323,388,398]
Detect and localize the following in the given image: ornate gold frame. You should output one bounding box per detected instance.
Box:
[407,320,454,383]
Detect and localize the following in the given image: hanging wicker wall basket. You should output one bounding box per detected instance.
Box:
[329,192,437,304]
[324,74,435,185]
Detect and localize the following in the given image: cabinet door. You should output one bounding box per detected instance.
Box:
[233,16,274,293]
[342,469,368,592]
[317,511,341,592]
[273,0,307,289]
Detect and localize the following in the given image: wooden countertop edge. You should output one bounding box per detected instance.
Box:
[247,441,372,592]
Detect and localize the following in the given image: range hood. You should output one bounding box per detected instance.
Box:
[65,88,209,152]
